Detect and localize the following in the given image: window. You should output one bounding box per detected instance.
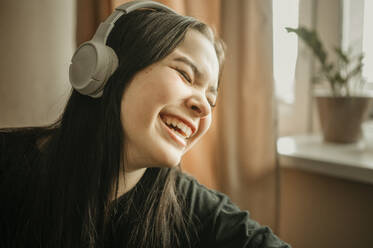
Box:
[342,0,373,86]
[272,0,299,104]
[362,0,373,84]
[342,0,373,117]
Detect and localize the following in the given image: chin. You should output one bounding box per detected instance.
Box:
[154,151,183,168]
[147,141,184,168]
[161,157,182,168]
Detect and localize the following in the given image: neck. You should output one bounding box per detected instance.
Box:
[115,167,147,199]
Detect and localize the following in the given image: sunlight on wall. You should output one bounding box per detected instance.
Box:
[272,0,299,104]
[277,137,296,155]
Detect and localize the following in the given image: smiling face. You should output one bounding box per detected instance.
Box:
[120,29,220,170]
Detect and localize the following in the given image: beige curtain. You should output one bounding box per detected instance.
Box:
[77,0,278,232]
[217,0,278,230]
[76,0,112,44]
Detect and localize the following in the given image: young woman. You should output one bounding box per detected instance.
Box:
[0,1,290,247]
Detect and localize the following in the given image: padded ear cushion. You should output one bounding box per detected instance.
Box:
[69,41,118,97]
[89,44,119,98]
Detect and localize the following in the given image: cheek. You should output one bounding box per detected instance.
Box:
[191,116,212,143]
[198,116,212,136]
[120,92,151,137]
[184,116,212,153]
[156,74,187,101]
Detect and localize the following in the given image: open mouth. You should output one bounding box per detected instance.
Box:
[159,118,186,147]
[167,123,187,137]
[160,114,193,139]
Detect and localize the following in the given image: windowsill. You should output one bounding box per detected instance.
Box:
[277,134,373,184]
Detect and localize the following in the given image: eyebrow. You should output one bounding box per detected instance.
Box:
[173,56,218,96]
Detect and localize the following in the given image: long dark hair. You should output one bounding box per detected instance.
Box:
[0,8,225,248]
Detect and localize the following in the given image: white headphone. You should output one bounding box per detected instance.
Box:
[69,0,176,98]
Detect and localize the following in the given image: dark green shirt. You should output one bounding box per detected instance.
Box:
[0,131,290,247]
[108,167,290,247]
[175,170,289,247]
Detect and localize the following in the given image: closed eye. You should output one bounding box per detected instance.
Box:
[173,67,216,108]
[175,68,192,83]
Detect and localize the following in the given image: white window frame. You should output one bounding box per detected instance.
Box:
[342,0,373,118]
[277,0,345,136]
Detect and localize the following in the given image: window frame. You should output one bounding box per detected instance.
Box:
[277,0,347,136]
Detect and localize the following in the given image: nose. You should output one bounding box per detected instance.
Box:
[186,95,211,117]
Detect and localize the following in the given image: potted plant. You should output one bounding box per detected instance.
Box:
[286,26,373,143]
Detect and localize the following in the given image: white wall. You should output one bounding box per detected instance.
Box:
[0,0,75,128]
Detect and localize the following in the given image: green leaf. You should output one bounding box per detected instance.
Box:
[334,47,349,64]
[286,27,328,65]
[286,26,367,96]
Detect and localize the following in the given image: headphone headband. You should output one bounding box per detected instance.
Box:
[93,0,176,45]
[69,0,177,98]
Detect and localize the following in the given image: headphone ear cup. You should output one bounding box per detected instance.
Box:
[69,42,118,97]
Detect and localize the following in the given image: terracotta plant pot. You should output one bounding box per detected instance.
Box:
[316,96,373,143]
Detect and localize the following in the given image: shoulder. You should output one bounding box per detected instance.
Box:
[174,170,250,223]
[0,128,44,154]
[174,170,291,248]
[174,170,235,216]
[0,127,51,187]
[0,129,38,170]
[0,129,41,244]
[0,127,54,162]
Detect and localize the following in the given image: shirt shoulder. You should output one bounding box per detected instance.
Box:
[175,170,236,217]
[174,170,291,248]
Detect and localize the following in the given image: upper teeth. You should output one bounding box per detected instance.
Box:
[162,115,193,138]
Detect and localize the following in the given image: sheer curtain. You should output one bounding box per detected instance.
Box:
[76,0,279,232]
